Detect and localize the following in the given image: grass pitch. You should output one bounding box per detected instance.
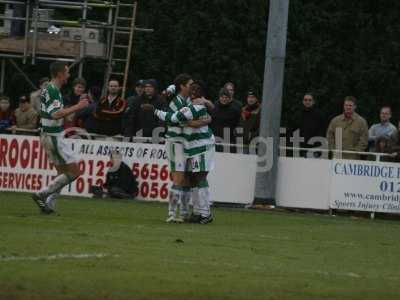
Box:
[1,192,400,300]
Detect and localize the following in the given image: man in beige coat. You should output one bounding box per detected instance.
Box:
[327,96,368,160]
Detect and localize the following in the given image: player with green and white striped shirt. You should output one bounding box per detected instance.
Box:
[155,102,215,171]
[143,82,215,224]
[31,62,89,214]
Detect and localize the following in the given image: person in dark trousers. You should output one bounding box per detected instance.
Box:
[124,79,167,138]
[289,93,326,157]
[103,150,138,199]
[210,88,242,151]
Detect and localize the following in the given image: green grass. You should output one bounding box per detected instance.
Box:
[1,192,400,300]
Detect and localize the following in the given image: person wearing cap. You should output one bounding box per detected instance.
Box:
[210,88,242,149]
[124,79,167,138]
[238,90,261,145]
[0,96,16,134]
[126,79,145,106]
[14,94,38,131]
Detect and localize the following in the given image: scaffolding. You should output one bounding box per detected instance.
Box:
[0,0,153,98]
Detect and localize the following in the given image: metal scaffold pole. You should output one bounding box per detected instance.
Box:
[0,59,5,94]
[78,0,88,77]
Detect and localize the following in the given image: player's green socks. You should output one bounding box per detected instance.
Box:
[198,179,211,217]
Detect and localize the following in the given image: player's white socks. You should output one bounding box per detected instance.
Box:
[168,185,181,217]
[46,191,60,210]
[191,187,200,215]
[198,180,211,217]
[180,187,191,218]
[39,173,74,198]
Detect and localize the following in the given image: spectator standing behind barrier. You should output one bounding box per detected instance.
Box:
[14,95,38,130]
[290,93,326,157]
[64,78,87,131]
[74,86,100,130]
[368,106,398,151]
[30,77,49,113]
[122,79,145,132]
[374,136,400,163]
[124,79,167,138]
[126,79,145,106]
[0,96,16,133]
[86,79,127,136]
[223,82,236,99]
[65,78,87,107]
[327,96,368,160]
[210,88,242,148]
[238,90,261,145]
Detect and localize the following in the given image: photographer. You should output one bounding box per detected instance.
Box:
[92,150,138,199]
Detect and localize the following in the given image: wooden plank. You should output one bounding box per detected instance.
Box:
[0,34,106,58]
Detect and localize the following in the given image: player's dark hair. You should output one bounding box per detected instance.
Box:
[190,83,204,99]
[39,77,49,86]
[50,62,68,79]
[174,73,192,93]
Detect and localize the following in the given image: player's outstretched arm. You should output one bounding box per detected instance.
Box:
[154,107,193,124]
[187,115,212,128]
[52,97,89,120]
[141,103,195,124]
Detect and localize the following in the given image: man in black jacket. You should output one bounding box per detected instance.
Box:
[289,93,326,157]
[124,79,167,138]
[210,88,242,150]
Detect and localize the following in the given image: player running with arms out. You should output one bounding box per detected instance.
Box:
[31,62,89,214]
[142,83,215,224]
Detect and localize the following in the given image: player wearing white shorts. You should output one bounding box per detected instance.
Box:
[143,83,215,224]
[184,83,215,224]
[158,74,212,223]
[162,74,193,223]
[31,62,89,214]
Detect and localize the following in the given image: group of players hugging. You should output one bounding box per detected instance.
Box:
[31,62,215,224]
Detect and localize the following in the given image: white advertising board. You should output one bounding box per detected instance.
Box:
[0,135,257,205]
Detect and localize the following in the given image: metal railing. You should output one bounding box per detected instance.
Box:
[279,146,396,162]
[2,129,398,162]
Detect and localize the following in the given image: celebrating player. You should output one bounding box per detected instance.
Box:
[31,62,89,214]
[142,83,215,224]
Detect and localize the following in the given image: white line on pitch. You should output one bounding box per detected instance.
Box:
[0,253,119,262]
